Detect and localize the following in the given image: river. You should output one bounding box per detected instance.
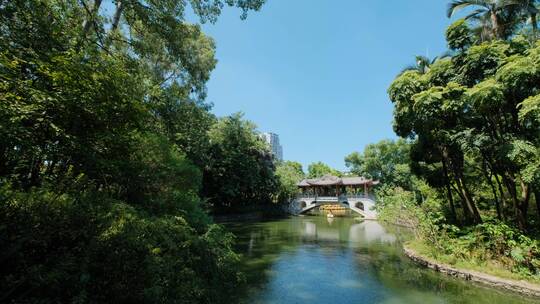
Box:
[226,216,537,304]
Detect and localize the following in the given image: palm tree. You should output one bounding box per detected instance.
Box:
[447,0,518,39]
[513,0,539,37]
[400,55,451,75]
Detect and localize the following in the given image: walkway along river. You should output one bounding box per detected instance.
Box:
[226,216,538,304]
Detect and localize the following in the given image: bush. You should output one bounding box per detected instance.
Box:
[377,181,445,245]
[378,182,540,279]
[0,184,242,303]
[443,222,540,276]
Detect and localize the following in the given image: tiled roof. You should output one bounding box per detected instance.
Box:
[297,174,378,187]
[342,176,368,185]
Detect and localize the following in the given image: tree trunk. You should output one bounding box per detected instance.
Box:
[518,180,531,231]
[442,158,457,222]
[111,0,125,32]
[501,173,521,224]
[493,173,506,220]
[532,13,538,39]
[489,174,502,220]
[455,175,482,224]
[452,182,473,222]
[82,0,103,38]
[27,156,42,189]
[444,149,481,224]
[501,173,530,231]
[483,163,502,220]
[441,149,471,223]
[491,11,501,39]
[483,153,505,220]
[463,179,482,224]
[535,188,540,226]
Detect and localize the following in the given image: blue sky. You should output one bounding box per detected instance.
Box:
[199,0,456,171]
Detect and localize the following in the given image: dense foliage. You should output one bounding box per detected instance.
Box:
[203,113,278,212]
[389,32,540,229]
[275,161,305,202]
[0,0,280,303]
[376,1,540,281]
[345,139,412,190]
[306,161,342,178]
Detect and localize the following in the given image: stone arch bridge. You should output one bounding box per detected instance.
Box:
[293,175,378,219]
[294,194,377,219]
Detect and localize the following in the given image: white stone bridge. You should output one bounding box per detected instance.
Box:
[292,175,379,219]
[293,194,377,219]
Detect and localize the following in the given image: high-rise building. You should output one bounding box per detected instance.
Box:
[261,132,283,161]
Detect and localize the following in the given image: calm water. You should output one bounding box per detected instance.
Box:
[226,216,538,304]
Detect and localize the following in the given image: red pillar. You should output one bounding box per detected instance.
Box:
[364,183,367,197]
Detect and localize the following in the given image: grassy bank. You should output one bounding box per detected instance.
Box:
[376,186,540,285]
[406,239,540,285]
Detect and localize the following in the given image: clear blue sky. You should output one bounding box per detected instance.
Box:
[199,1,454,171]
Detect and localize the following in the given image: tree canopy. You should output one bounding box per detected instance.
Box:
[373,1,540,280]
[0,0,274,302]
[379,4,540,281]
[307,161,342,178]
[203,113,278,212]
[345,139,412,190]
[275,161,305,202]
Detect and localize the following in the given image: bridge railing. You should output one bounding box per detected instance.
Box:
[296,193,317,199]
[296,193,376,201]
[341,194,376,201]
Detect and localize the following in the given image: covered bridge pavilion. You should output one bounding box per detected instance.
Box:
[295,175,379,219]
[297,174,379,198]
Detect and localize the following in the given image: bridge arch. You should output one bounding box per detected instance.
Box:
[296,198,376,219]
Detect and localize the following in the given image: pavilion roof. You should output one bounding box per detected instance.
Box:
[297,179,310,187]
[297,174,379,187]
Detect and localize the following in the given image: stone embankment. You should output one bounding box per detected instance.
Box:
[404,246,540,298]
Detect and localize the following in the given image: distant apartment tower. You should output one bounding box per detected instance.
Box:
[262,132,283,161]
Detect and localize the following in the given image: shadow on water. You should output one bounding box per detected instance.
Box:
[225,216,538,304]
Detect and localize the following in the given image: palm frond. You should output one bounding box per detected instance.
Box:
[433,51,455,63]
[448,0,491,18]
[464,8,488,20]
[399,65,420,75]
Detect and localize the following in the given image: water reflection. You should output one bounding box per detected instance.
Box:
[300,218,397,246]
[349,221,397,244]
[226,217,537,304]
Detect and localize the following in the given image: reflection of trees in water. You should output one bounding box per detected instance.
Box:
[225,219,305,297]
[227,218,536,304]
[226,218,398,298]
[348,221,398,245]
[361,247,537,304]
[353,224,536,303]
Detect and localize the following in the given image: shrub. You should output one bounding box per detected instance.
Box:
[0,184,242,303]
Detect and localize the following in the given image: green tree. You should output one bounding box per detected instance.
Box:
[0,0,269,302]
[447,0,519,40]
[80,0,265,97]
[345,139,412,189]
[447,19,474,50]
[378,1,540,280]
[275,161,305,202]
[514,0,539,37]
[389,29,540,228]
[203,113,278,212]
[307,161,342,178]
[401,55,451,75]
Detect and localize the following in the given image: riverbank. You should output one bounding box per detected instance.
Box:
[212,211,271,223]
[404,242,540,298]
[212,210,289,223]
